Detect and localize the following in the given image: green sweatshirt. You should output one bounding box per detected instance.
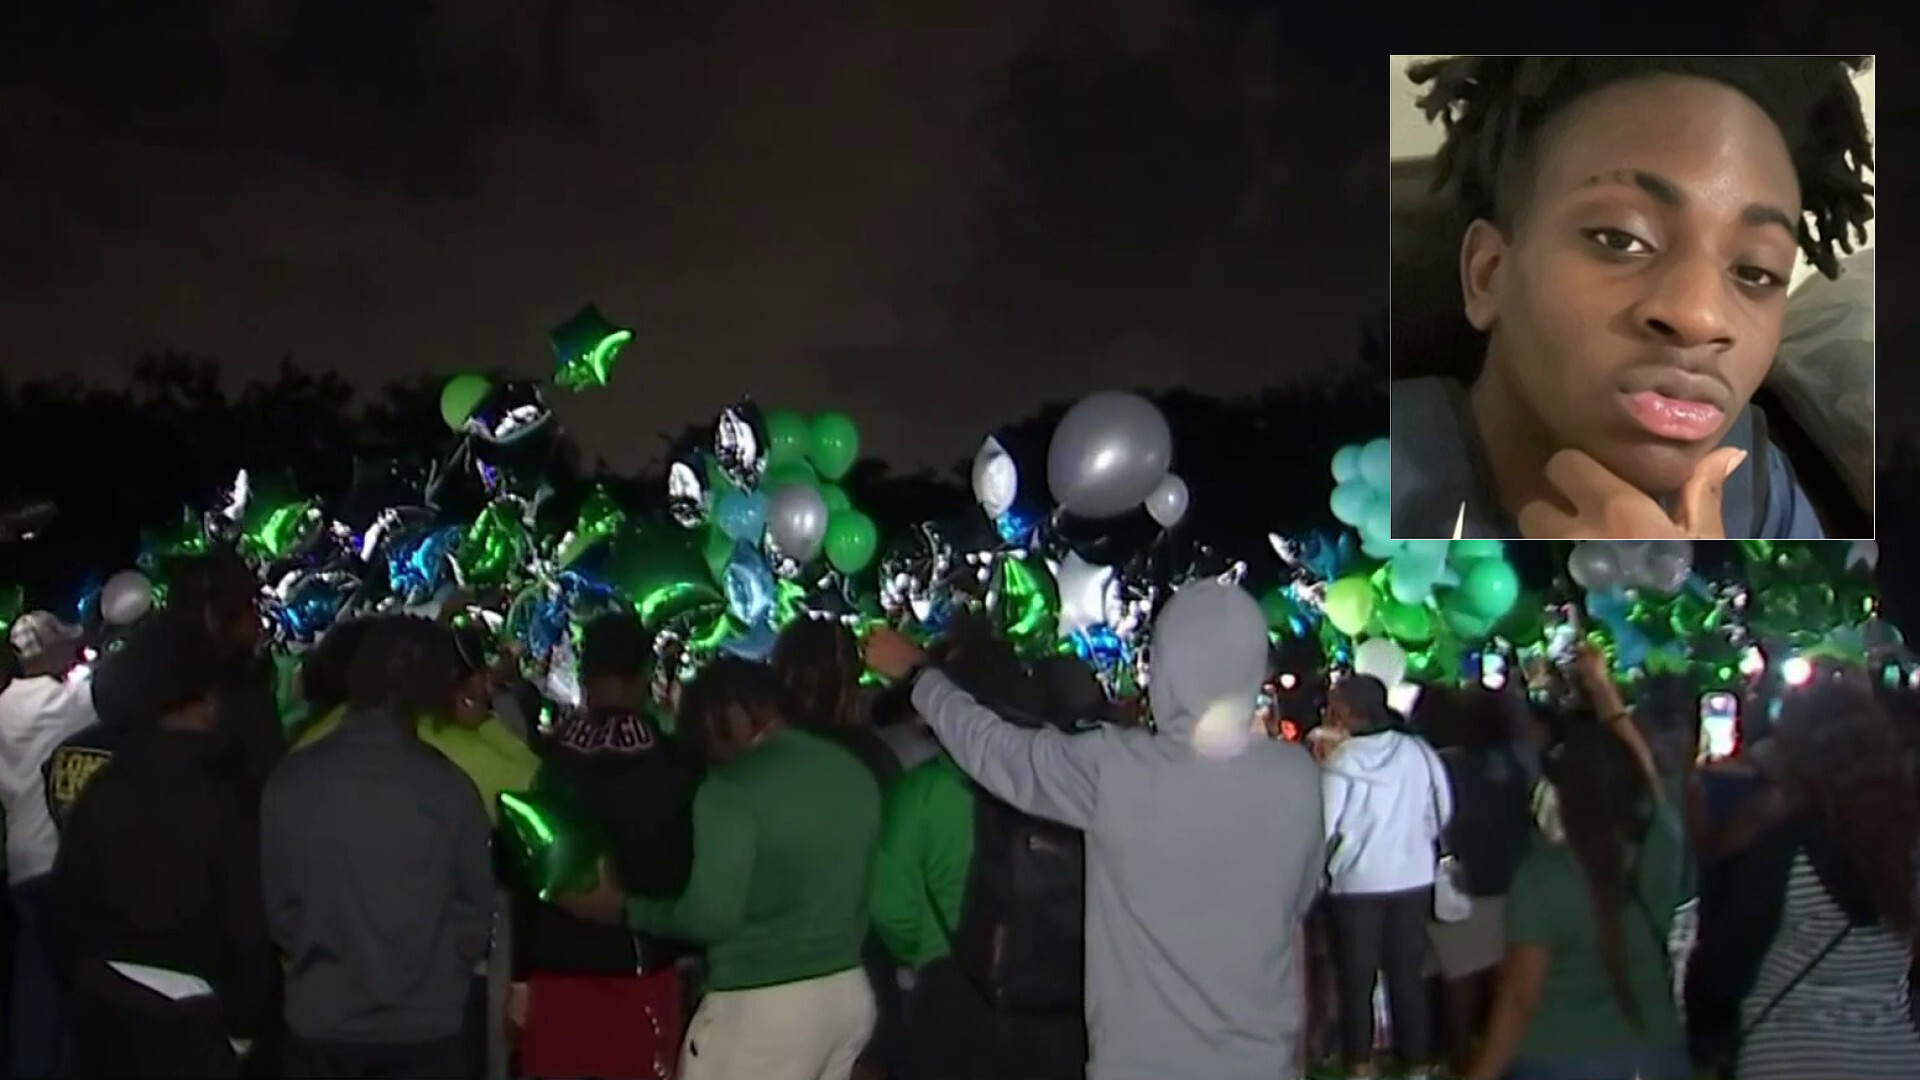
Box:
[624,728,880,991]
[869,753,974,971]
[292,707,539,824]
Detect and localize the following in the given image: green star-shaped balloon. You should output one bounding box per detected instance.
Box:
[498,779,608,902]
[550,303,633,391]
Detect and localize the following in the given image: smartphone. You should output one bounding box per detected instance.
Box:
[1479,653,1509,691]
[1698,691,1740,762]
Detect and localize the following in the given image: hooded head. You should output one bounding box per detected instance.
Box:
[1147,581,1268,758]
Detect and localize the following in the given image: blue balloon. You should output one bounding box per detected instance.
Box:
[1358,438,1391,492]
[723,541,775,626]
[720,619,778,660]
[715,490,767,543]
[1331,444,1362,485]
[1329,481,1371,527]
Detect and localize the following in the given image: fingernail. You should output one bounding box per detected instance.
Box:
[1724,450,1748,480]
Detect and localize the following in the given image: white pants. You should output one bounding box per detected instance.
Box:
[680,966,876,1080]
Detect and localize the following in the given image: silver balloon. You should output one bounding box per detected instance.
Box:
[1046,391,1173,519]
[99,570,153,627]
[765,485,828,563]
[1054,552,1115,639]
[1638,539,1693,594]
[1144,474,1189,528]
[1566,540,1623,592]
[971,436,1018,518]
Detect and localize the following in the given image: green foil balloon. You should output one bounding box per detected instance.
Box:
[556,487,627,568]
[764,409,812,470]
[995,556,1059,658]
[241,496,322,562]
[606,524,725,630]
[809,412,861,481]
[823,509,879,574]
[498,780,608,902]
[549,303,634,391]
[457,501,527,587]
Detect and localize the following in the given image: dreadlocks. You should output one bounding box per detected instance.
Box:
[1408,56,1873,278]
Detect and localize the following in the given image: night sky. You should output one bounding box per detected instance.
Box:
[0,0,1384,473]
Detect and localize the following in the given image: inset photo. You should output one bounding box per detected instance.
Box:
[1388,56,1874,540]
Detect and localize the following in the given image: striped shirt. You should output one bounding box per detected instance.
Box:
[1738,852,1920,1079]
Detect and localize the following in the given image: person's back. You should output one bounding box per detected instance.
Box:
[703,727,880,985]
[883,581,1325,1080]
[259,617,492,1075]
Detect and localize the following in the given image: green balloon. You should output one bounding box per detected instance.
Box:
[764,409,812,469]
[1259,588,1300,634]
[440,373,492,432]
[1449,539,1504,564]
[1378,598,1435,644]
[819,483,852,514]
[1443,603,1497,642]
[1459,559,1520,620]
[1323,575,1375,637]
[765,461,817,493]
[606,524,725,630]
[824,509,879,574]
[809,411,861,481]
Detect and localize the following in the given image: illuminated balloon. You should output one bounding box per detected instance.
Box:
[98,570,153,627]
[723,542,776,626]
[808,412,861,481]
[1046,391,1173,519]
[549,303,633,391]
[1458,558,1520,621]
[606,525,725,630]
[1055,552,1115,639]
[465,380,554,446]
[994,555,1058,658]
[1144,474,1190,528]
[713,404,770,490]
[714,490,768,543]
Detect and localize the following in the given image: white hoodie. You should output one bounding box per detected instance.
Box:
[1322,728,1452,896]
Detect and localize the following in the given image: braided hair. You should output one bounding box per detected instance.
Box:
[1408,56,1873,278]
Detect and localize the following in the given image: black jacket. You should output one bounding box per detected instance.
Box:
[49,726,281,1039]
[515,707,703,976]
[86,644,285,809]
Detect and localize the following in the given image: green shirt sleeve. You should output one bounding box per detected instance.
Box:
[1506,843,1577,949]
[625,776,755,942]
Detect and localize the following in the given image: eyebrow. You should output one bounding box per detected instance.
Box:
[1580,168,1799,240]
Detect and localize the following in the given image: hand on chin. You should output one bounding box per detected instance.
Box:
[1518,445,1746,539]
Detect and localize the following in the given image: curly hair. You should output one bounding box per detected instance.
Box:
[1776,680,1918,937]
[770,617,863,730]
[1544,723,1655,1025]
[1408,55,1874,278]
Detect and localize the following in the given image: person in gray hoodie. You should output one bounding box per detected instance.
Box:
[864,580,1327,1080]
[1320,675,1452,1080]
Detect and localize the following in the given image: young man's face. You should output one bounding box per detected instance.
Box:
[1467,75,1802,494]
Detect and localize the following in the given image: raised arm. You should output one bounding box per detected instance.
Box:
[910,668,1106,830]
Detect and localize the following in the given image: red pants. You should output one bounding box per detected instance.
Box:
[518,970,683,1080]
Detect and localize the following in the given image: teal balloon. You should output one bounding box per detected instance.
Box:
[1331,444,1362,485]
[1361,496,1391,544]
[1330,481,1370,526]
[1459,559,1520,620]
[1358,438,1390,491]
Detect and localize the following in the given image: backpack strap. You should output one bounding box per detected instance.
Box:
[1741,923,1851,1039]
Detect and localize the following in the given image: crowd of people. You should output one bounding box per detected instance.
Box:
[0,550,1917,1079]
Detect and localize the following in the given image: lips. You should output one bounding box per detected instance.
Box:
[1618,368,1731,443]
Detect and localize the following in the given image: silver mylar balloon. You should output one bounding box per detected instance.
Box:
[1144,473,1189,528]
[765,484,829,563]
[971,436,1018,518]
[1046,391,1173,519]
[99,570,154,627]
